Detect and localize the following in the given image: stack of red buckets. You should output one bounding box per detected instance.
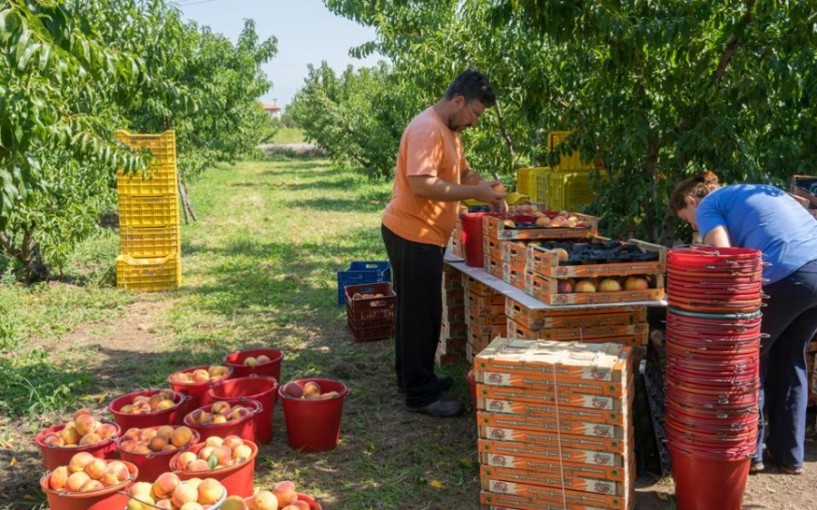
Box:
[664,246,764,510]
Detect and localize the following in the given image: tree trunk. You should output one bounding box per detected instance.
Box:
[0,230,50,282]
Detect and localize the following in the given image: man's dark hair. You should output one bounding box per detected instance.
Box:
[444,69,496,107]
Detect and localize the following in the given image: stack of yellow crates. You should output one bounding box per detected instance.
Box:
[114,130,182,291]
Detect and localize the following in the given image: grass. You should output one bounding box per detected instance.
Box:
[271,126,306,144]
[0,157,478,509]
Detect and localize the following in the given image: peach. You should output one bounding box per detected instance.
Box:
[127,495,156,510]
[198,478,225,504]
[211,401,231,415]
[156,399,175,410]
[106,460,130,481]
[184,477,203,489]
[212,414,228,424]
[272,481,297,506]
[244,356,258,367]
[172,483,200,507]
[79,432,102,446]
[149,435,169,452]
[84,458,107,479]
[119,439,137,452]
[152,472,181,499]
[60,425,82,445]
[99,471,120,487]
[42,432,65,447]
[155,501,175,510]
[68,451,96,473]
[204,436,224,448]
[95,423,118,439]
[282,382,303,398]
[79,479,104,492]
[179,503,205,510]
[212,445,233,466]
[198,445,215,460]
[142,428,159,440]
[162,443,177,452]
[171,426,194,447]
[133,443,152,455]
[284,502,309,510]
[49,466,70,490]
[187,459,210,472]
[123,427,141,441]
[155,425,174,438]
[232,444,252,461]
[149,393,165,410]
[624,276,650,290]
[74,413,96,436]
[302,381,321,398]
[256,354,271,364]
[252,490,279,510]
[228,406,250,421]
[129,481,153,499]
[598,278,622,292]
[192,369,211,382]
[222,495,249,510]
[317,391,339,400]
[65,471,91,492]
[223,435,244,450]
[177,451,198,469]
[208,365,229,377]
[72,408,92,419]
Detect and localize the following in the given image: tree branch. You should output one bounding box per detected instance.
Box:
[714,0,756,82]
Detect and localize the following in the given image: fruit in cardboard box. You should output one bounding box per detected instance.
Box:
[598,278,622,292]
[551,248,569,263]
[557,279,574,293]
[535,216,551,226]
[574,279,597,293]
[624,276,650,290]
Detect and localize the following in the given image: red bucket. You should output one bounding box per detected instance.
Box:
[171,440,257,498]
[115,425,201,482]
[208,376,279,444]
[35,422,121,472]
[279,378,348,453]
[669,446,751,510]
[39,460,136,510]
[183,399,261,442]
[665,380,758,408]
[167,364,234,414]
[108,388,189,429]
[461,212,487,267]
[224,348,283,380]
[245,492,323,510]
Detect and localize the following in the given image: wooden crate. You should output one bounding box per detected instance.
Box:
[527,238,666,279]
[483,213,598,241]
[506,318,647,346]
[525,271,664,305]
[504,298,647,330]
[501,263,526,291]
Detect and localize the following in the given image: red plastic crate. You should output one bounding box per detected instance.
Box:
[345,282,396,342]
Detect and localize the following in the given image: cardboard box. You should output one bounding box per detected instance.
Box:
[478,421,631,453]
[505,298,647,330]
[475,383,630,411]
[526,238,666,278]
[480,451,631,482]
[505,318,648,345]
[481,464,627,496]
[483,213,599,241]
[480,476,628,509]
[525,270,664,305]
[479,397,628,426]
[479,439,625,467]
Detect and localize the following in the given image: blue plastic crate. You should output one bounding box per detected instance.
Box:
[337,261,391,305]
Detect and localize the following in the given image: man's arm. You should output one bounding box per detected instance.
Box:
[408,175,505,204]
[460,167,484,186]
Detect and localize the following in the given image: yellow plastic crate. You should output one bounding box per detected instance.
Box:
[534,169,606,211]
[521,167,552,202]
[516,166,550,198]
[120,224,181,258]
[116,253,181,292]
[547,130,595,172]
[116,130,178,196]
[118,194,180,228]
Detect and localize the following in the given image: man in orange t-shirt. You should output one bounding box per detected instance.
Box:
[381,70,506,417]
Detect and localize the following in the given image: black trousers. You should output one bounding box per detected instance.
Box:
[381,224,445,407]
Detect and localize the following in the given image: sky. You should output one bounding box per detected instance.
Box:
[174,0,385,109]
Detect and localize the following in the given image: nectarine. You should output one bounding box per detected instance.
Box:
[272,481,297,506]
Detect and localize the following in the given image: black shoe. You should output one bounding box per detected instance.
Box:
[406,397,464,417]
[397,374,453,393]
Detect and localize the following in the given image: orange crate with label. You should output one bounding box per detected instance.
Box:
[525,271,664,305]
[483,212,598,241]
[501,263,526,291]
[504,298,647,330]
[481,452,630,483]
[481,465,627,497]
[506,318,648,346]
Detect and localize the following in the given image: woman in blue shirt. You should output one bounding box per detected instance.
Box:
[670,171,817,475]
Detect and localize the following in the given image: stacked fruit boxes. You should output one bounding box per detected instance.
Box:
[475,338,635,510]
[463,275,507,362]
[505,296,649,347]
[437,264,467,367]
[115,130,181,291]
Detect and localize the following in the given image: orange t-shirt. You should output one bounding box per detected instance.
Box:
[382,107,469,247]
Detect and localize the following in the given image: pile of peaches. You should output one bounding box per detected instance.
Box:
[242,354,272,367]
[173,435,253,471]
[118,389,178,415]
[39,408,118,448]
[118,425,197,454]
[185,401,253,427]
[281,381,339,400]
[45,452,132,492]
[169,365,231,385]
[223,480,311,510]
[127,474,226,510]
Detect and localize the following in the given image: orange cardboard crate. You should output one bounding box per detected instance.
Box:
[475,338,632,383]
[506,318,648,342]
[506,318,647,346]
[501,240,530,270]
[468,321,507,338]
[479,397,628,426]
[525,270,664,305]
[501,263,526,291]
[465,293,505,314]
[478,420,630,452]
[479,438,625,467]
[526,238,666,278]
[484,237,502,261]
[481,465,626,497]
[475,379,629,411]
[505,298,647,330]
[463,274,496,295]
[480,488,632,510]
[483,213,598,241]
[442,269,463,290]
[480,452,631,483]
[473,369,631,398]
[483,257,503,278]
[481,475,628,509]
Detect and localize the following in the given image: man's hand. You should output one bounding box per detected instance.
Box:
[474,179,506,205]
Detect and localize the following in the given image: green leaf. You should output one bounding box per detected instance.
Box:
[17,41,39,71]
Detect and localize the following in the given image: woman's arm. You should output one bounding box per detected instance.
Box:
[703,225,731,247]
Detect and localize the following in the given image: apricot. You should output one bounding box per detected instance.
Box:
[42,432,64,447]
[60,425,82,445]
[244,356,258,367]
[79,479,104,492]
[223,435,244,450]
[79,432,102,446]
[171,426,194,447]
[222,496,250,510]
[84,458,107,480]
[302,381,321,398]
[282,382,303,398]
[211,401,231,415]
[49,466,70,490]
[72,408,92,419]
[106,460,130,481]
[95,423,118,439]
[272,481,297,506]
[204,436,224,448]
[197,478,225,504]
[232,444,252,461]
[156,399,175,410]
[187,458,211,472]
[152,472,182,499]
[192,369,211,382]
[256,354,271,364]
[74,413,96,436]
[68,451,96,473]
[149,435,169,452]
[252,490,280,510]
[172,483,200,507]
[65,471,91,492]
[99,471,120,487]
[129,481,154,499]
[285,502,310,510]
[127,495,156,510]
[212,445,233,466]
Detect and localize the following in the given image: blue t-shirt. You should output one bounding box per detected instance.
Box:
[696,184,817,284]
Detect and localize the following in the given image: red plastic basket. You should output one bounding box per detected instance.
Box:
[344,282,396,342]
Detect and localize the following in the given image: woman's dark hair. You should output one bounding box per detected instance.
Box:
[444,69,496,107]
[669,171,721,213]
